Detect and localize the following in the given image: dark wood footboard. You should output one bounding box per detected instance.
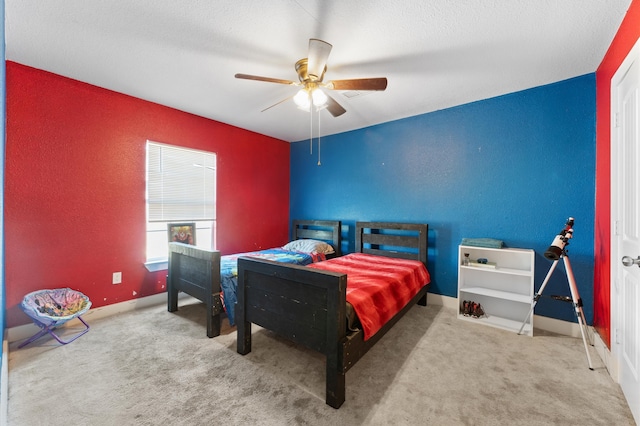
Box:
[236,221,431,409]
[167,242,222,338]
[236,256,429,408]
[236,257,349,408]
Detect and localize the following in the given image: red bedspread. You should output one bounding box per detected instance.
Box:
[307,253,430,340]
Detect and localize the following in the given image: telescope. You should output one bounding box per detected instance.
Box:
[520,216,593,369]
[544,217,574,260]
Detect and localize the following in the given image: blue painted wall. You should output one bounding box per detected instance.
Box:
[291,74,596,324]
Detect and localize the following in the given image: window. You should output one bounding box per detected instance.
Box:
[146,141,216,263]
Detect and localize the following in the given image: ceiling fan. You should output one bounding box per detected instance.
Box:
[235,38,387,117]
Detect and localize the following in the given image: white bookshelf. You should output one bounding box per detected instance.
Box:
[457,245,535,336]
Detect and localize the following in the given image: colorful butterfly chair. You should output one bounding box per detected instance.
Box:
[18,288,91,348]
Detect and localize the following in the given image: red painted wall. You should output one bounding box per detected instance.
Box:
[594,0,640,348]
[5,62,290,328]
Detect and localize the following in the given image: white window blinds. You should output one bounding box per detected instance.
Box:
[146,142,216,222]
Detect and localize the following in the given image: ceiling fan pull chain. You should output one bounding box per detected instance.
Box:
[317,109,321,166]
[309,107,312,154]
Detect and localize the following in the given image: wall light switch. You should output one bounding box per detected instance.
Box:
[112,272,122,284]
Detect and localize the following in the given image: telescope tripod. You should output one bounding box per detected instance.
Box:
[518,251,594,370]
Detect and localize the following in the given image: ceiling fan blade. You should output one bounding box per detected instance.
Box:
[235,73,296,85]
[261,95,294,113]
[307,39,332,81]
[325,77,388,91]
[324,93,346,117]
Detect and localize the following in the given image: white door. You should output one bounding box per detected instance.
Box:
[611,37,640,425]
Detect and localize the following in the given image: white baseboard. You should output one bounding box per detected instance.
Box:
[593,330,618,379]
[427,293,460,311]
[1,334,8,426]
[6,292,187,344]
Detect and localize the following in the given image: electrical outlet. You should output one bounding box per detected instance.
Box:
[112,272,122,284]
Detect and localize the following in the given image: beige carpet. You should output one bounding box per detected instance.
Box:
[7,298,635,425]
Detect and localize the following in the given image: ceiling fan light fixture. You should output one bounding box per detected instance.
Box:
[311,88,327,107]
[293,89,311,109]
[293,87,327,111]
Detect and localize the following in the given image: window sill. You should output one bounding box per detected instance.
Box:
[145,259,168,272]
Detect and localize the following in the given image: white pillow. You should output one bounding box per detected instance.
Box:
[283,239,335,255]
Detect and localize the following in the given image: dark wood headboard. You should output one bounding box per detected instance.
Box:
[355,221,428,266]
[292,220,342,257]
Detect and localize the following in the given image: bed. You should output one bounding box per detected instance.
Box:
[235,221,430,408]
[167,219,341,338]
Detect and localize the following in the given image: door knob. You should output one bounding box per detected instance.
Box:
[621,255,640,267]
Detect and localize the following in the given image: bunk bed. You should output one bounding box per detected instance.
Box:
[236,221,430,408]
[167,220,341,338]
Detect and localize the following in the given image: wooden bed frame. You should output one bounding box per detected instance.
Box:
[236,221,429,408]
[167,220,342,337]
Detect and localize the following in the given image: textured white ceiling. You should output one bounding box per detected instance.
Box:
[5,0,633,142]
